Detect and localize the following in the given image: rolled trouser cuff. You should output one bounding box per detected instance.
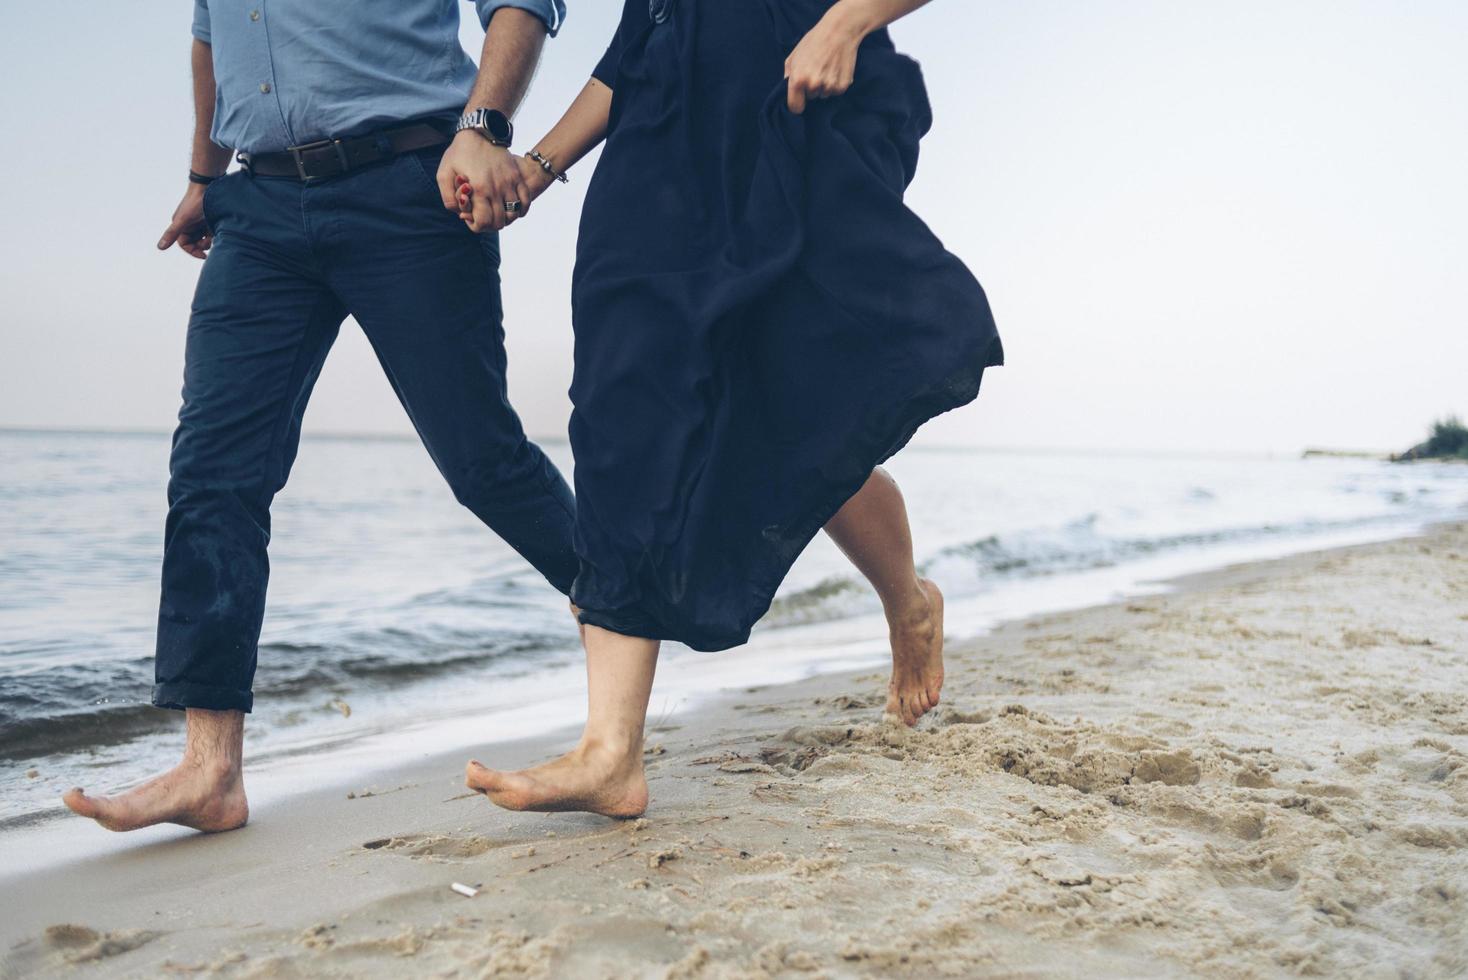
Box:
[152,680,254,713]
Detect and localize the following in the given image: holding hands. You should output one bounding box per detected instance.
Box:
[437,130,535,233]
[452,153,556,231]
[437,0,907,234]
[441,76,615,234]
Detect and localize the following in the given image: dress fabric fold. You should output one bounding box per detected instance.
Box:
[569,0,1004,650]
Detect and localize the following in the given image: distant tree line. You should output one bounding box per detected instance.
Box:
[1394,416,1468,461]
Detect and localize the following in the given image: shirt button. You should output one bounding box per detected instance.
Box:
[249,9,260,20]
[259,82,272,94]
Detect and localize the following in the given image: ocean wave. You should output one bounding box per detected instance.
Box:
[0,627,570,761]
[764,511,1441,630]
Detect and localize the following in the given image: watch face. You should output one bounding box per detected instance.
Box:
[483,110,512,145]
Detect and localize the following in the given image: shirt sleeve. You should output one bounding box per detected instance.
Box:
[591,0,638,88]
[192,0,211,43]
[475,0,567,38]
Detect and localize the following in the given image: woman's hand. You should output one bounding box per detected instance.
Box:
[439,132,533,234]
[784,6,868,114]
[517,154,558,203]
[456,155,558,229]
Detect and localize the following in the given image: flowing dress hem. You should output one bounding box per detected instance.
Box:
[575,333,1003,651]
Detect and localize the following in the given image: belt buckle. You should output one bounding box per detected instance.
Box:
[286,137,349,181]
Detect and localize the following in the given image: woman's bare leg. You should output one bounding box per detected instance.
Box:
[824,468,944,725]
[469,468,936,815]
[466,625,657,817]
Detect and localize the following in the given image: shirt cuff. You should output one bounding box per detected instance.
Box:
[191,0,211,42]
[476,0,566,37]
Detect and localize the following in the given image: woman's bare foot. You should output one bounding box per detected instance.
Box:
[62,758,248,833]
[885,578,945,726]
[465,740,648,818]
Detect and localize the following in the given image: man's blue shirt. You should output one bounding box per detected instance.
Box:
[192,0,566,154]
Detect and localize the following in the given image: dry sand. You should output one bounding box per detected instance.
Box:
[2,523,1466,978]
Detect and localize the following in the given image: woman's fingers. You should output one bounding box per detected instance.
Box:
[457,179,473,222]
[456,176,475,227]
[784,11,861,114]
[454,165,535,231]
[452,174,497,232]
[787,65,855,114]
[787,76,808,114]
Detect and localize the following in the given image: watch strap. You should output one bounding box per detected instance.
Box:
[456,107,513,147]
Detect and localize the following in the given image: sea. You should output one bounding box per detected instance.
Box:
[3,428,1466,826]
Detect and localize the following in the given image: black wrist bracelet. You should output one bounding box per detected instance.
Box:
[188,170,222,185]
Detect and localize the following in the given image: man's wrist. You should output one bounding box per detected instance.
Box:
[456,107,514,147]
[452,129,509,154]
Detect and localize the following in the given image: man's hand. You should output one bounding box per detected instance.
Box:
[785,7,865,114]
[455,155,556,230]
[158,183,213,260]
[437,130,532,233]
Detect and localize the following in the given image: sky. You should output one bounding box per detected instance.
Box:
[0,1,1464,454]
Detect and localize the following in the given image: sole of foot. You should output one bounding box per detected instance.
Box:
[885,577,945,727]
[62,765,248,834]
[465,749,648,819]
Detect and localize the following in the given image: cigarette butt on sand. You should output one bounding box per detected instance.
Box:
[450,882,479,898]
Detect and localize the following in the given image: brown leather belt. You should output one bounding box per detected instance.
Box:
[238,120,453,181]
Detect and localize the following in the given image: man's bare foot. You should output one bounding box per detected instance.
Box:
[465,740,647,818]
[885,578,945,726]
[62,759,248,833]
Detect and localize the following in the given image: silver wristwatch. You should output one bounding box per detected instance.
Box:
[455,107,513,147]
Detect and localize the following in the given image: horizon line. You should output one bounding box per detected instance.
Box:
[0,425,1386,460]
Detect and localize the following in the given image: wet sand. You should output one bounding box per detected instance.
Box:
[2,523,1466,978]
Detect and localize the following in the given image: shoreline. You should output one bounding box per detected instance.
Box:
[1,515,1440,840]
[3,523,1466,976]
[8,431,1464,827]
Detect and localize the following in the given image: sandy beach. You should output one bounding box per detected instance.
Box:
[2,522,1465,978]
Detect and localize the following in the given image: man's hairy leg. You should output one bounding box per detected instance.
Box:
[64,709,248,833]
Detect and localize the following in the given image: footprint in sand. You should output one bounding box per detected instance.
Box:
[44,924,160,964]
[936,707,993,726]
[361,833,515,859]
[1131,750,1202,786]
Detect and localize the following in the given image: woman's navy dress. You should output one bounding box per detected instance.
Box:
[569,0,1003,650]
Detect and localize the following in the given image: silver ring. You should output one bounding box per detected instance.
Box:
[503,200,522,214]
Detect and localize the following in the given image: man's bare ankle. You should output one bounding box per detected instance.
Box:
[577,735,642,765]
[180,753,242,785]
